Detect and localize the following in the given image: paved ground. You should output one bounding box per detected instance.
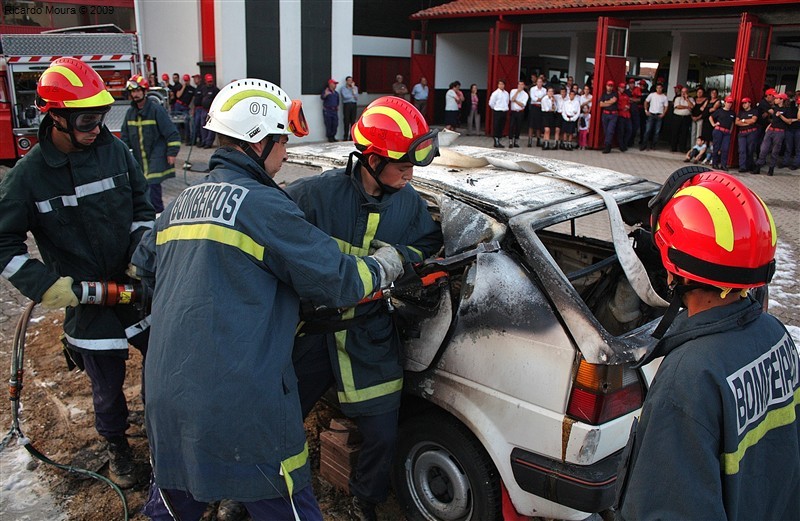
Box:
[2,133,798,332]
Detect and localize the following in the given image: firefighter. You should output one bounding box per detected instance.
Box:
[288,96,443,521]
[0,57,154,488]
[616,170,799,519]
[133,79,404,521]
[120,75,181,213]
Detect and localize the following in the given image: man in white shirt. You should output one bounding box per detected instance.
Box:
[527,76,547,147]
[509,81,529,148]
[642,83,669,150]
[488,79,510,148]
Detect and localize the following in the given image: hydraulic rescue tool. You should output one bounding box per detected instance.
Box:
[72,280,142,306]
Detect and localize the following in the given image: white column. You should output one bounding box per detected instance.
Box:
[280,0,302,97]
[214,0,247,85]
[668,31,689,91]
[569,33,594,86]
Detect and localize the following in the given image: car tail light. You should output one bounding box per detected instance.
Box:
[566,358,644,425]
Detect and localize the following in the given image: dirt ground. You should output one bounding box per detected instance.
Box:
[0,307,403,521]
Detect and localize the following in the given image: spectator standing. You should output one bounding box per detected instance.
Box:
[708,95,735,171]
[641,83,668,150]
[577,104,591,150]
[540,86,558,150]
[670,86,694,152]
[735,97,759,172]
[136,79,403,521]
[702,88,722,142]
[466,83,482,136]
[444,81,463,131]
[340,76,359,141]
[781,92,800,171]
[617,170,798,521]
[628,84,643,148]
[173,73,196,145]
[288,97,442,521]
[755,88,776,156]
[121,75,181,214]
[690,87,708,145]
[392,74,409,101]
[411,77,429,116]
[488,79,509,148]
[0,58,154,489]
[508,80,529,148]
[554,86,567,149]
[561,89,581,151]
[598,80,619,154]
[321,78,340,143]
[753,92,796,176]
[195,73,220,148]
[616,82,631,152]
[527,76,547,147]
[164,73,174,109]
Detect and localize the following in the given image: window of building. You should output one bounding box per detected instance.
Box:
[606,27,628,58]
[352,56,410,95]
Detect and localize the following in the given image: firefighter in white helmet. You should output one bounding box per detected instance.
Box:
[133,79,404,520]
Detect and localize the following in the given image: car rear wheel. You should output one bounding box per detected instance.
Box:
[393,412,502,521]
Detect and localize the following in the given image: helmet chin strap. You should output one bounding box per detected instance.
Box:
[350,151,399,195]
[242,137,276,171]
[651,280,708,339]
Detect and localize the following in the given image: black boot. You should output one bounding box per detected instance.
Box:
[602,145,611,154]
[527,137,533,147]
[350,497,378,521]
[542,141,550,150]
[513,138,520,148]
[494,137,504,148]
[106,436,139,489]
[767,167,774,176]
[536,137,542,147]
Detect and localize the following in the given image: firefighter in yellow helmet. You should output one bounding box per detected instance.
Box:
[0,57,155,488]
[287,96,443,520]
[616,168,799,519]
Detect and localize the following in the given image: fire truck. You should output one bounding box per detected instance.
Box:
[0,27,143,163]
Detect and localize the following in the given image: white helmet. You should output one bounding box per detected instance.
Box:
[204,79,308,143]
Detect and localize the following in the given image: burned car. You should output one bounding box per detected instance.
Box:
[287,144,668,521]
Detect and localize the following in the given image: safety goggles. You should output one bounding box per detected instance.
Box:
[406,129,440,167]
[288,100,309,137]
[69,108,110,132]
[125,80,145,91]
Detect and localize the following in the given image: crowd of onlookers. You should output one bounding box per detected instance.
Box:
[439,72,799,175]
[146,71,220,148]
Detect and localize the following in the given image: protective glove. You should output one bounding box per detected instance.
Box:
[126,263,141,280]
[368,239,393,255]
[370,243,404,288]
[41,276,79,309]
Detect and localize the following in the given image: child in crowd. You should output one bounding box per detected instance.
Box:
[577,104,591,150]
[684,136,708,163]
[701,142,714,165]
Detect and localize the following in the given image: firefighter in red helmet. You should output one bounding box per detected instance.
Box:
[287,96,443,520]
[616,168,799,519]
[0,57,155,488]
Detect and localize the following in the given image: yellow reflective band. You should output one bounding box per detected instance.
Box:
[386,149,405,160]
[145,168,175,181]
[722,388,799,475]
[279,441,309,498]
[167,141,182,147]
[363,106,413,138]
[63,89,114,108]
[156,223,265,260]
[352,123,370,147]
[49,65,83,87]
[355,257,373,296]
[221,90,287,112]
[126,119,158,126]
[337,378,403,404]
[674,186,734,251]
[362,213,381,250]
[755,194,778,247]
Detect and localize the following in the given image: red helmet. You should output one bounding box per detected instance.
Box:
[126,75,150,91]
[204,73,214,83]
[652,171,776,289]
[183,73,190,82]
[36,57,114,113]
[352,96,438,166]
[161,73,169,81]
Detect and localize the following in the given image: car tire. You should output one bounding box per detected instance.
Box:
[393,411,502,521]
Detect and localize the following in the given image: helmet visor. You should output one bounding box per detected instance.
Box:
[70,110,109,132]
[407,129,440,167]
[125,79,143,91]
[288,100,309,137]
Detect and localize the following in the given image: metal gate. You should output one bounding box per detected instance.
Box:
[486,20,521,136]
[590,17,630,149]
